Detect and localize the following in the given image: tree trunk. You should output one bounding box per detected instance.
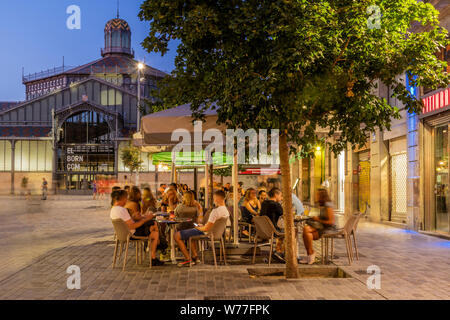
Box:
[279,133,299,279]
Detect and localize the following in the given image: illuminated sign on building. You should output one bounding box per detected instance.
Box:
[66,147,83,170]
[422,87,450,114]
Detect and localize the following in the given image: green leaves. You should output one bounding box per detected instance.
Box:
[140,0,449,157]
[120,142,144,174]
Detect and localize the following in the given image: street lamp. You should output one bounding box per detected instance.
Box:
[137,62,144,132]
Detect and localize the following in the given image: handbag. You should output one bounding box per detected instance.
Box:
[305,219,324,231]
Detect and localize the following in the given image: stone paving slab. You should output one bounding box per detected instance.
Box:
[0,196,448,300]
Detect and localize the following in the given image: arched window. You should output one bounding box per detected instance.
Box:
[112,30,120,48]
[61,110,112,144]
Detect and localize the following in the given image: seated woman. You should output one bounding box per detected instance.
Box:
[142,187,157,213]
[174,192,199,231]
[190,190,204,223]
[241,188,260,223]
[111,189,163,266]
[300,188,336,265]
[160,188,180,213]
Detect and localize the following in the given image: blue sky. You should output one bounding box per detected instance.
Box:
[0,0,177,101]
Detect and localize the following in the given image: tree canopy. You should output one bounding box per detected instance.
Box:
[140,0,448,155]
[139,0,449,278]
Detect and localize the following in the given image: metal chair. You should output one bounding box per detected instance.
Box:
[252,216,285,266]
[111,219,152,271]
[321,213,360,265]
[188,217,228,268]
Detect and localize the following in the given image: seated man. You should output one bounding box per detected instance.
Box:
[174,190,229,267]
[260,187,285,262]
[110,190,164,266]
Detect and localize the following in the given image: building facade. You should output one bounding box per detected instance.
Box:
[290,1,450,236]
[0,16,168,194]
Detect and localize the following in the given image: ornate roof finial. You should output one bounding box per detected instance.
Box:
[117,0,120,18]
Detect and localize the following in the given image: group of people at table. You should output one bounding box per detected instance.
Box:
[109,181,336,267]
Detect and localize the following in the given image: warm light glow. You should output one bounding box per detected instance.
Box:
[137,62,144,70]
[439,161,445,166]
[316,146,321,151]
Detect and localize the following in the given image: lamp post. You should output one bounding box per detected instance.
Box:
[136,62,144,187]
[137,62,144,132]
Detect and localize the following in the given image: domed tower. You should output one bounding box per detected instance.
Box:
[101,17,134,58]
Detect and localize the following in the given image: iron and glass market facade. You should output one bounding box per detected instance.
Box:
[0,16,166,194]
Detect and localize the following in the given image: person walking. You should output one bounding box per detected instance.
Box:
[41,178,48,200]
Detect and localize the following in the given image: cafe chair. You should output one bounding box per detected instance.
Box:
[252,216,284,266]
[321,213,362,265]
[238,206,253,243]
[188,217,228,268]
[111,219,152,271]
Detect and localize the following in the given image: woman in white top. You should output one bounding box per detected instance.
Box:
[110,190,164,266]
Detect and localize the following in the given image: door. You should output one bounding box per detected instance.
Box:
[358,151,370,213]
[434,125,450,233]
[390,153,408,224]
[337,151,345,212]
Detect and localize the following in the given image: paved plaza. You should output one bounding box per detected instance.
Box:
[0,195,448,300]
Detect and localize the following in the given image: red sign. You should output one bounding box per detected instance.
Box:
[422,87,449,114]
[239,168,281,175]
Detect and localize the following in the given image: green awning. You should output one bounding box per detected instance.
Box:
[152,151,232,166]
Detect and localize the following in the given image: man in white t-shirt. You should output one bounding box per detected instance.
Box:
[174,189,229,267]
[110,189,164,266]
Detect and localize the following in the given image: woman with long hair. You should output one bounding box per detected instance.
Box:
[174,192,199,231]
[300,188,336,265]
[125,186,144,220]
[142,187,157,213]
[241,188,261,223]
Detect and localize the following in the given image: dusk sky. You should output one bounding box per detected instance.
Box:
[0,0,178,101]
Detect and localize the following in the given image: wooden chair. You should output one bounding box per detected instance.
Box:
[111,219,152,271]
[188,217,228,268]
[252,216,284,266]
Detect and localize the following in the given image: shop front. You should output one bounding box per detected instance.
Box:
[421,86,450,235]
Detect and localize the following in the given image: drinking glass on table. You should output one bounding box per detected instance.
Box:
[304,205,310,216]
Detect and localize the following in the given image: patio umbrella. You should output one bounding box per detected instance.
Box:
[135,103,240,245]
[140,103,226,148]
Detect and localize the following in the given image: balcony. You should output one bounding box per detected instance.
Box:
[101,47,134,57]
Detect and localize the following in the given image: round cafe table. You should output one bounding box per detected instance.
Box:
[155,217,193,264]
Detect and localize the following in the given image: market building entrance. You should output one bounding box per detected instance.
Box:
[55,109,119,193]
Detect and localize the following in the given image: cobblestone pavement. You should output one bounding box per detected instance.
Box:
[0,196,448,300]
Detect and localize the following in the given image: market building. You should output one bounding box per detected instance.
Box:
[0,16,168,194]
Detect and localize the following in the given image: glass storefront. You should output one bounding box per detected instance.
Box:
[434,125,450,234]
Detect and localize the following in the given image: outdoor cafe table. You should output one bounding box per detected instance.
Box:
[154,214,193,264]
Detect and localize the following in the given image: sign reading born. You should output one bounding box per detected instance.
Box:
[66,147,83,170]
